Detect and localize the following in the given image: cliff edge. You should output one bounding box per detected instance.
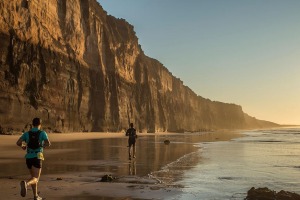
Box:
[0,0,278,133]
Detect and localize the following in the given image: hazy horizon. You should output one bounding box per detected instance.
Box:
[98,0,300,125]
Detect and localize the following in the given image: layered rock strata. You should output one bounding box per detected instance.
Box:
[0,0,277,133]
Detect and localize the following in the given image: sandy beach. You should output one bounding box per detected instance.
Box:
[0,131,240,200]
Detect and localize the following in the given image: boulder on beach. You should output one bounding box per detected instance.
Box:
[245,187,300,200]
[100,174,115,182]
[164,140,170,145]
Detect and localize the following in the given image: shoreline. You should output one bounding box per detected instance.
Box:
[0,131,241,199]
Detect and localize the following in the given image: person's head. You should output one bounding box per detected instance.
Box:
[130,123,133,128]
[32,117,42,127]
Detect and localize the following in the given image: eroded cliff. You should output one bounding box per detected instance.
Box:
[0,0,277,133]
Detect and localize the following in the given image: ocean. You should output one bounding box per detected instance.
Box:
[158,127,300,199]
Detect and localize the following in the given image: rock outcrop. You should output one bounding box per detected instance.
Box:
[245,187,300,200]
[0,0,278,133]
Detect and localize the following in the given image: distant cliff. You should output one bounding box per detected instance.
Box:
[0,0,277,133]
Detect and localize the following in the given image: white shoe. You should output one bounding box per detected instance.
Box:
[34,195,43,200]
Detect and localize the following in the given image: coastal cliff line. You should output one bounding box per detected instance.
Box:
[0,0,277,133]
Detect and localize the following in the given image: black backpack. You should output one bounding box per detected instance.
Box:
[27,130,41,149]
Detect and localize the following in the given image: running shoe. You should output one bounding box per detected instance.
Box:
[20,181,27,197]
[34,196,43,200]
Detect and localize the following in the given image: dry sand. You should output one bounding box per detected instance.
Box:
[0,131,240,199]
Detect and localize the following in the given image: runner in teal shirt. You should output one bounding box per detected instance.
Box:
[20,127,49,159]
[16,118,51,200]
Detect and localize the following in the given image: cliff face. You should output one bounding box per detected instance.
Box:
[0,0,277,133]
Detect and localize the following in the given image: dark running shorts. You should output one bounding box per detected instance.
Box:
[26,157,42,169]
[128,138,136,146]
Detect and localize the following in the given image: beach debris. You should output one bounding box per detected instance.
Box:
[245,187,300,200]
[164,140,170,145]
[100,174,115,182]
[56,177,63,180]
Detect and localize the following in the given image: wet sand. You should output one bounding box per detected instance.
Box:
[0,131,240,199]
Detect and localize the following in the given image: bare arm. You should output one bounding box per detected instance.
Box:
[16,137,23,147]
[43,139,51,148]
[16,137,26,150]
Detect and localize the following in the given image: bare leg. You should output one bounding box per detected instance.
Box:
[27,166,41,197]
[128,144,132,159]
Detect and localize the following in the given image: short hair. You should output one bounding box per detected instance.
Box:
[130,123,133,127]
[32,118,42,126]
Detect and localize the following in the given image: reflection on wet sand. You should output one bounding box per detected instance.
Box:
[0,131,240,199]
[129,160,136,175]
[0,132,239,183]
[43,133,203,178]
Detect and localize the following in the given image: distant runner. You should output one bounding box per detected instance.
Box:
[125,123,137,160]
[16,118,51,200]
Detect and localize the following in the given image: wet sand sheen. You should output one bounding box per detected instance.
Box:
[0,131,240,199]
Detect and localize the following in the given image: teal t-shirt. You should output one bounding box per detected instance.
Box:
[20,128,49,159]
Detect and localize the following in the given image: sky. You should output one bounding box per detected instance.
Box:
[97,0,300,125]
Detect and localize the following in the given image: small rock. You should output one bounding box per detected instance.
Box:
[100,174,114,182]
[164,140,170,145]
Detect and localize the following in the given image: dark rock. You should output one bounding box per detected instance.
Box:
[245,187,300,200]
[277,190,300,200]
[164,140,170,145]
[100,174,115,182]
